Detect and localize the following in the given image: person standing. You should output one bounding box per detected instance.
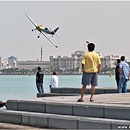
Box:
[0,101,6,108]
[36,67,44,93]
[77,43,101,102]
[115,59,120,89]
[49,71,58,91]
[118,56,130,93]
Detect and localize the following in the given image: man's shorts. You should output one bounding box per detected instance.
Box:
[82,72,98,86]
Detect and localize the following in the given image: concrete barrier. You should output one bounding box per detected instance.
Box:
[7,100,46,113]
[112,120,130,129]
[0,110,22,124]
[27,113,49,128]
[7,99,130,121]
[46,102,74,115]
[74,104,104,118]
[60,88,74,93]
[7,100,19,110]
[78,117,111,129]
[95,88,105,94]
[51,87,130,94]
[73,88,82,94]
[50,88,61,93]
[105,106,130,120]
[48,115,78,129]
[37,93,79,97]
[18,100,46,113]
[104,88,117,93]
[1,109,130,129]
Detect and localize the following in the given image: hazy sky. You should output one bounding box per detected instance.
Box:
[0,1,130,61]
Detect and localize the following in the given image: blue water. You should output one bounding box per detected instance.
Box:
[0,75,129,102]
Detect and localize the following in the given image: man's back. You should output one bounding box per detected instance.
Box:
[36,71,44,83]
[50,75,58,88]
[120,61,130,79]
[82,51,100,73]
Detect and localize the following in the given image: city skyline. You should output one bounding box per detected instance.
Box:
[0,50,126,62]
[0,1,130,61]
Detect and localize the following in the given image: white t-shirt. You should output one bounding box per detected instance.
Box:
[49,75,58,88]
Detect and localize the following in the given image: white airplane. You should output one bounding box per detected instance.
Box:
[25,14,59,48]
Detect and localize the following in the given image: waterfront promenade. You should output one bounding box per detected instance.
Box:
[0,87,130,129]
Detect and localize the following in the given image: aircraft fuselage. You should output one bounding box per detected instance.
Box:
[36,25,52,34]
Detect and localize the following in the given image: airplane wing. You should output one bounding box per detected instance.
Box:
[25,14,37,27]
[25,14,58,48]
[41,31,58,48]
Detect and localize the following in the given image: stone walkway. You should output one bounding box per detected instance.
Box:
[26,93,130,105]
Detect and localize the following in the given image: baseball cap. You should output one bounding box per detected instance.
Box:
[53,71,56,75]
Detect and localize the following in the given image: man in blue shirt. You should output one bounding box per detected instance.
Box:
[118,56,130,93]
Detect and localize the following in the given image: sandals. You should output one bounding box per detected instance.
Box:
[77,98,94,102]
[77,99,84,102]
[90,99,94,102]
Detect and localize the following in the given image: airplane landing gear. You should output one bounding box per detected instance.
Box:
[38,32,41,38]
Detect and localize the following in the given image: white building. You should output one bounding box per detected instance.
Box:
[8,56,18,68]
[50,51,85,71]
[50,51,125,70]
[1,59,8,69]
[18,61,50,70]
[101,55,124,68]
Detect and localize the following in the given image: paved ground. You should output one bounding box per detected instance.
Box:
[0,122,49,129]
[19,93,130,105]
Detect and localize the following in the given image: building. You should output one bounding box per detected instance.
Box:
[18,60,50,70]
[50,51,124,71]
[101,55,124,68]
[8,56,18,68]
[1,59,8,69]
[50,51,85,71]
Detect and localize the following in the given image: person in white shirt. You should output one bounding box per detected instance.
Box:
[49,71,58,89]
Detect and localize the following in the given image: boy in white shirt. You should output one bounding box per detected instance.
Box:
[49,71,58,89]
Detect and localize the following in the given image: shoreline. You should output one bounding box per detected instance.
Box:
[0,73,111,76]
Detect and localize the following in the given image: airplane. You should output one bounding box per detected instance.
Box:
[25,14,59,48]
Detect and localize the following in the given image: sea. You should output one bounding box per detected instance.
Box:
[0,75,130,102]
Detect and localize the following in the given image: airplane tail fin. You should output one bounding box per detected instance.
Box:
[52,27,59,34]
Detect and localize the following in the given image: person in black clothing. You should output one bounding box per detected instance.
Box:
[0,101,6,108]
[115,59,120,89]
[36,67,44,93]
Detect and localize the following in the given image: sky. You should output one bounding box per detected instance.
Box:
[0,1,130,61]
